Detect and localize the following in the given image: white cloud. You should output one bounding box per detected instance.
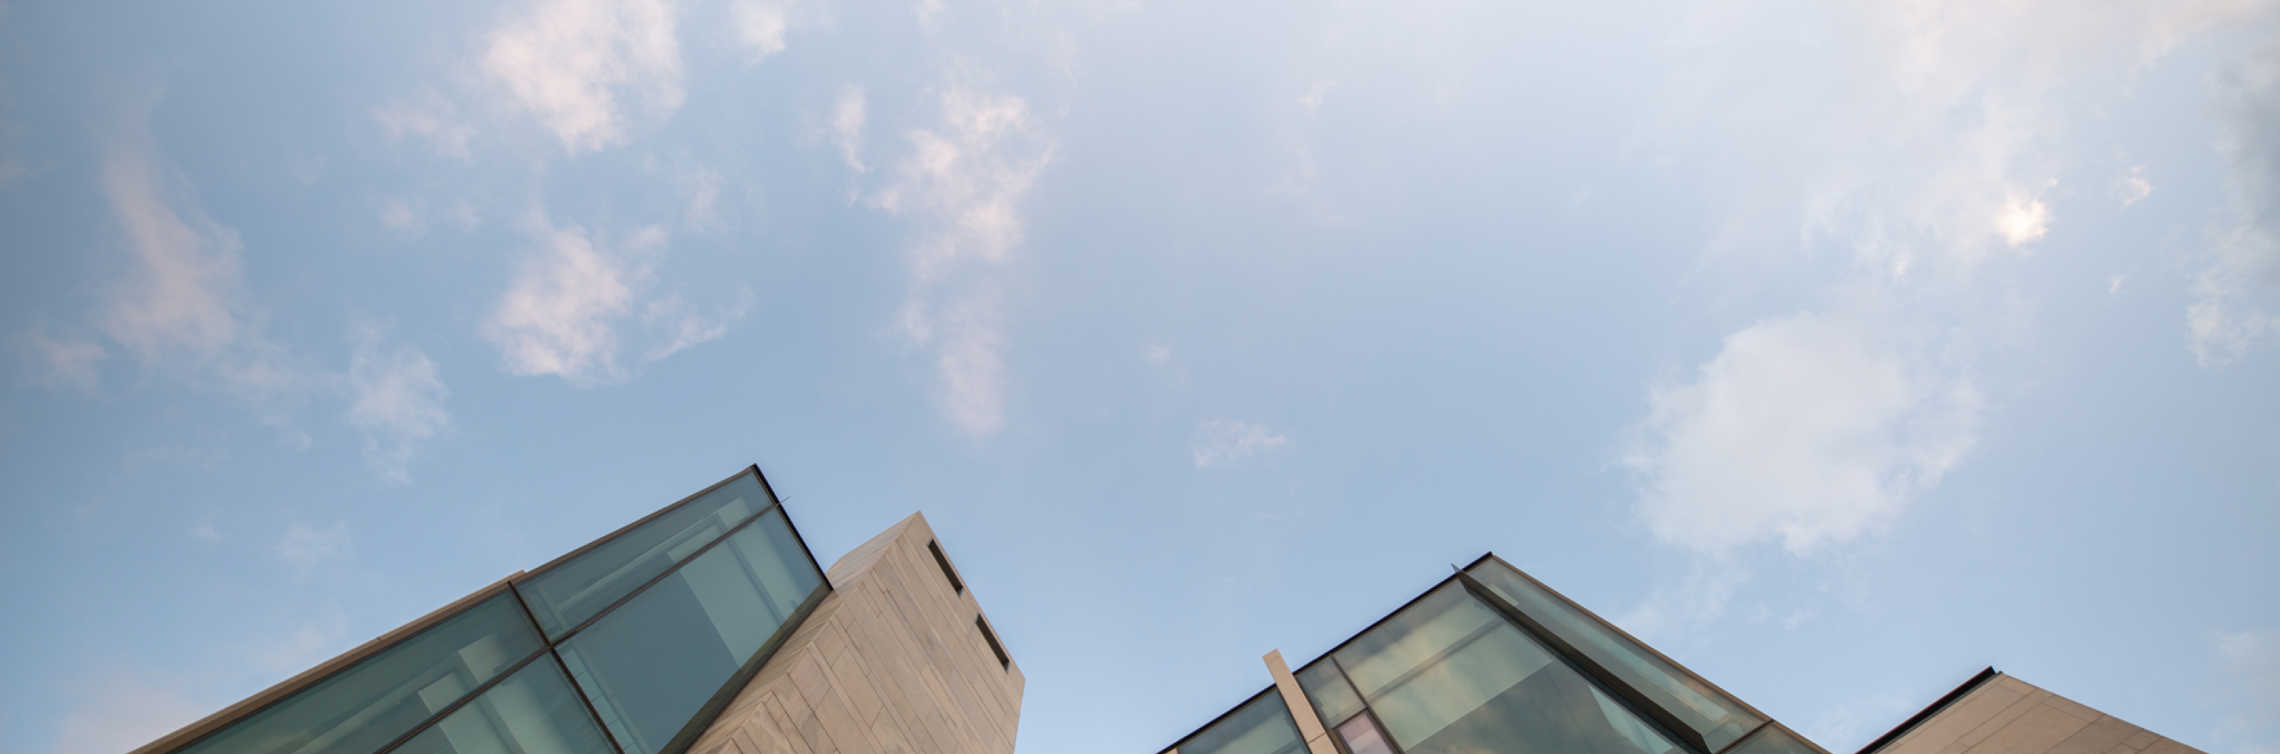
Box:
[2214,629,2280,753]
[254,611,348,677]
[831,85,868,173]
[346,326,449,483]
[2110,274,2128,294]
[640,287,752,362]
[1298,80,1334,112]
[677,163,722,228]
[483,0,683,152]
[188,522,221,542]
[1626,312,1982,556]
[43,675,204,754]
[484,223,636,382]
[278,522,351,575]
[16,327,106,391]
[731,0,789,60]
[2190,44,2280,367]
[372,92,474,160]
[378,198,426,238]
[1995,193,2051,247]
[1144,342,1172,366]
[874,87,1052,436]
[1192,419,1292,468]
[484,217,741,382]
[2119,166,2153,206]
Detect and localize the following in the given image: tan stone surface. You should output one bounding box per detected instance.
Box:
[694,512,1024,754]
[1872,674,2201,754]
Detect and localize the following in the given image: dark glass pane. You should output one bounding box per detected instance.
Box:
[1173,690,1308,754]
[391,659,614,754]
[1332,583,1682,754]
[1295,661,1363,733]
[1337,714,1398,754]
[1721,725,1823,754]
[1467,560,1765,750]
[521,471,774,638]
[179,593,544,754]
[556,509,824,754]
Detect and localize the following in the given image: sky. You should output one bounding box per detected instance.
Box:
[1,0,2277,752]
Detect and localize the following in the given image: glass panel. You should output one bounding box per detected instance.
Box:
[1720,725,1822,754]
[1467,560,1766,750]
[1332,582,1684,754]
[392,658,614,754]
[1172,690,1307,754]
[521,471,774,638]
[1296,661,1363,733]
[178,593,544,754]
[1337,714,1399,754]
[556,509,825,754]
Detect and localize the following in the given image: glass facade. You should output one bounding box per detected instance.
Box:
[147,467,827,754]
[1168,555,1823,754]
[1166,689,1308,754]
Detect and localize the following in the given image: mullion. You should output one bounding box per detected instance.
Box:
[1454,569,1711,753]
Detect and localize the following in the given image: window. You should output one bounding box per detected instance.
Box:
[519,473,775,639]
[176,592,545,754]
[928,539,965,594]
[1335,713,1398,754]
[388,658,615,754]
[1169,689,1308,754]
[1465,559,1765,750]
[555,509,824,754]
[1330,582,1683,754]
[1295,660,1363,733]
[976,615,1011,669]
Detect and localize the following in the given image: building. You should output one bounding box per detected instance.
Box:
[1152,555,2205,754]
[1856,669,2199,754]
[1155,553,1825,754]
[130,466,1023,754]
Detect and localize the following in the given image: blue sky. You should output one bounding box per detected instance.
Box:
[2,0,2277,752]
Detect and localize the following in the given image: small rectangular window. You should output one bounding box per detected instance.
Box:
[927,539,965,594]
[975,616,1010,669]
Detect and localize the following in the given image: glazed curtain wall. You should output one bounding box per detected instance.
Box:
[159,468,827,754]
[1162,555,1827,754]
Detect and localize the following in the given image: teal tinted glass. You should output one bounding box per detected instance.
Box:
[1295,660,1363,731]
[1172,690,1307,754]
[556,509,824,754]
[521,472,774,638]
[1332,582,1683,754]
[391,659,614,754]
[178,593,543,754]
[1467,560,1765,750]
[1721,725,1823,754]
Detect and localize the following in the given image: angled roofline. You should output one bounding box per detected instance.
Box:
[1854,666,2000,754]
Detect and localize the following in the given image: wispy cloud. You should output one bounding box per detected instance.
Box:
[483,0,683,152]
[1192,419,1292,468]
[2189,44,2280,367]
[2214,628,2280,753]
[187,522,221,542]
[484,217,745,383]
[731,0,791,61]
[831,85,867,173]
[372,91,475,160]
[277,522,351,576]
[42,674,203,754]
[15,326,106,391]
[1626,312,1982,557]
[874,86,1052,436]
[2118,165,2153,207]
[345,325,449,483]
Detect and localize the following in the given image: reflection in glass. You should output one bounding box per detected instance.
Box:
[1296,660,1363,732]
[521,472,774,638]
[557,509,824,754]
[1719,724,1823,754]
[1331,583,1681,754]
[1171,690,1307,754]
[178,593,544,754]
[1466,560,1764,750]
[391,659,614,754]
[1337,714,1398,754]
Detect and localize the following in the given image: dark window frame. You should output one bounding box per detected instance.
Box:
[976,615,1011,669]
[928,539,966,594]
